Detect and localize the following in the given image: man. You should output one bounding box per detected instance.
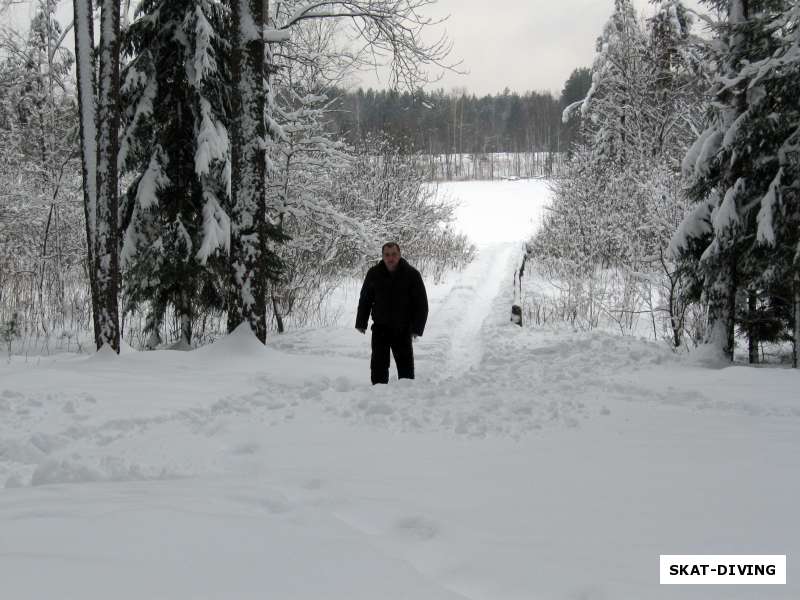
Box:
[356,242,428,385]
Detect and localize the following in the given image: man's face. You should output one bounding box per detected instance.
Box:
[383,246,401,272]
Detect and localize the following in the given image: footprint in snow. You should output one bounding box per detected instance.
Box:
[332,376,352,392]
[302,478,323,490]
[231,441,260,455]
[258,493,292,514]
[394,515,439,541]
[233,492,292,514]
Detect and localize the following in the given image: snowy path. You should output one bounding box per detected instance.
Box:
[424,242,518,378]
[1,180,798,599]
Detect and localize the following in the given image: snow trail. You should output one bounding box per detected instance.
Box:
[424,242,518,378]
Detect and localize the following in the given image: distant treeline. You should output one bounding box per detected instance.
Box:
[325,69,591,158]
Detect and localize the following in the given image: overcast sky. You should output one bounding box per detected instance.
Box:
[6,0,706,98]
[355,0,707,97]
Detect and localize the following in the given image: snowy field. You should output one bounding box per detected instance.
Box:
[1,179,798,599]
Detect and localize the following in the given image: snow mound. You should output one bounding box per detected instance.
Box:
[119,338,138,354]
[196,322,271,358]
[167,339,192,351]
[88,344,120,361]
[682,340,731,369]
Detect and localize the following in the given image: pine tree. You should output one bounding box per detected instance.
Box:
[736,2,800,365]
[559,67,591,152]
[120,0,232,347]
[673,0,790,361]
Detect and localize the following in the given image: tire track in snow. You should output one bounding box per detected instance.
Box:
[424,243,518,379]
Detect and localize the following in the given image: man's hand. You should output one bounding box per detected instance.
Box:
[357,327,366,334]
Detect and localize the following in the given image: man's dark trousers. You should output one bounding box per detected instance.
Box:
[370,325,413,384]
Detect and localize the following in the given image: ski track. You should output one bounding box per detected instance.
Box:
[424,242,518,379]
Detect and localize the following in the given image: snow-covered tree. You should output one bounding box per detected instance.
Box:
[559,67,591,153]
[563,0,647,164]
[332,135,474,280]
[72,0,100,343]
[565,0,701,164]
[225,0,454,342]
[672,0,794,362]
[267,85,357,331]
[734,2,800,367]
[71,0,123,353]
[531,0,704,341]
[647,0,707,161]
[225,0,280,343]
[120,0,232,348]
[746,3,800,367]
[0,3,86,342]
[94,0,123,352]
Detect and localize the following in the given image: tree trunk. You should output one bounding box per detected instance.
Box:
[747,289,758,364]
[94,0,122,352]
[794,271,799,369]
[705,253,737,362]
[665,260,682,349]
[272,292,284,334]
[228,0,268,343]
[144,303,164,350]
[722,254,737,361]
[179,290,192,347]
[72,0,101,345]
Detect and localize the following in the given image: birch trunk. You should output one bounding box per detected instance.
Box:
[94,0,122,352]
[72,0,101,345]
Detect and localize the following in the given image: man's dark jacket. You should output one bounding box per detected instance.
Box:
[356,258,428,336]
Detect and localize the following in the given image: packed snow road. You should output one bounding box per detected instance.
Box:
[425,242,518,378]
[1,180,798,599]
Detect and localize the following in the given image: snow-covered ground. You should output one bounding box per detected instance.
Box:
[1,180,798,599]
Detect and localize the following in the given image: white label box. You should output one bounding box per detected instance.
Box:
[660,555,786,585]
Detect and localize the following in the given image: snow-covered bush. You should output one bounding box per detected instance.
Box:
[0,7,92,353]
[267,133,474,331]
[334,137,475,277]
